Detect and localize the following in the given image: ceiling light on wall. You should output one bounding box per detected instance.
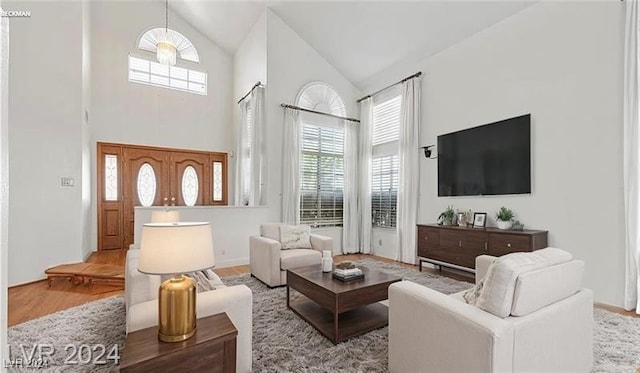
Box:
[157,0,177,66]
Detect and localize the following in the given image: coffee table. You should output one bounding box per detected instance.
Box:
[286,264,401,344]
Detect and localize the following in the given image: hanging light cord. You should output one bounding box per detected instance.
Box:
[165,0,169,33]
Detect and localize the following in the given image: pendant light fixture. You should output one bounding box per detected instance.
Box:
[157,0,177,66]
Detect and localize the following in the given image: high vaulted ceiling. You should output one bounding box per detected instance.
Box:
[170,1,535,89]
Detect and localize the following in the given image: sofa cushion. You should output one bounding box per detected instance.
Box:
[280,249,321,270]
[511,260,583,316]
[279,225,312,250]
[467,247,573,318]
[260,223,282,241]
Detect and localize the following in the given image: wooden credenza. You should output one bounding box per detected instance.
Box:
[416,224,548,273]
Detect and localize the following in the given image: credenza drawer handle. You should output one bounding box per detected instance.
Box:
[507,243,512,248]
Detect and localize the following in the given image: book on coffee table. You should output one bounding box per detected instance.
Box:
[334,267,363,276]
[333,267,364,282]
[333,272,365,282]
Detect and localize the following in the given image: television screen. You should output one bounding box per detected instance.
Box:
[437,114,531,196]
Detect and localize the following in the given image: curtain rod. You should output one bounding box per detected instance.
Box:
[280,103,360,123]
[357,71,422,103]
[237,81,264,104]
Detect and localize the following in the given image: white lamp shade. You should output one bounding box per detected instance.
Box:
[157,41,177,66]
[151,210,180,223]
[138,222,214,275]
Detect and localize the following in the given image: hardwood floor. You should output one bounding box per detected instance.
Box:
[8,249,127,326]
[7,250,639,327]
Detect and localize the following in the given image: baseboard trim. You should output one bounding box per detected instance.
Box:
[82,249,95,262]
[215,257,249,268]
[594,302,639,318]
[8,278,47,289]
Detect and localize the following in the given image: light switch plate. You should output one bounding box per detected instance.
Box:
[61,177,74,187]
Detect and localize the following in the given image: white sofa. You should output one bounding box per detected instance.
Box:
[125,249,253,373]
[389,250,593,372]
[249,223,333,287]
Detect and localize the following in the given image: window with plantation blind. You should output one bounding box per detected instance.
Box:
[372,92,402,228]
[300,123,345,227]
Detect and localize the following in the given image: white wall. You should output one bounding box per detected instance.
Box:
[234,12,266,106]
[231,12,267,204]
[264,10,361,250]
[81,0,91,260]
[1,3,9,367]
[7,1,85,285]
[362,1,625,306]
[134,206,269,268]
[89,1,234,252]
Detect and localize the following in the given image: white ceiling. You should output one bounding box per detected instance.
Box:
[169,1,268,54]
[170,1,535,89]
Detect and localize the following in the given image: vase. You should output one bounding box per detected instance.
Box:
[497,220,512,230]
[322,251,333,272]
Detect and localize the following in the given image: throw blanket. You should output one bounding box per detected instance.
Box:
[463,248,572,318]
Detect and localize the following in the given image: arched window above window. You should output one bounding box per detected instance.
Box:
[137,28,199,63]
[130,28,207,95]
[295,82,347,228]
[296,82,346,117]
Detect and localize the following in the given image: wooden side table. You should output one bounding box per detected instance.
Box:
[120,313,237,373]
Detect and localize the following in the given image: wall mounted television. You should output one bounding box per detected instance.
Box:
[437,114,531,197]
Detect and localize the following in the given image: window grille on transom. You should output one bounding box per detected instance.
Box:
[128,56,207,95]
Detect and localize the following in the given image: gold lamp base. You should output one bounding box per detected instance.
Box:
[158,274,197,342]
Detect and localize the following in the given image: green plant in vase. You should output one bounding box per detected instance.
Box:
[438,206,455,226]
[495,206,514,230]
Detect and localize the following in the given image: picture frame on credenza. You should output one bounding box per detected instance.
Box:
[473,212,487,228]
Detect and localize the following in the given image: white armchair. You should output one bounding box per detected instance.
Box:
[125,249,253,373]
[388,249,593,372]
[250,223,333,287]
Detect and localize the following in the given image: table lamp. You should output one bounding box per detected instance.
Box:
[151,210,180,223]
[138,222,214,342]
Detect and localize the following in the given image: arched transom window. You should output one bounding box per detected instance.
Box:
[137,28,200,63]
[297,83,346,117]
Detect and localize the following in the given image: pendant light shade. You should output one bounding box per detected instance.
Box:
[157,40,177,66]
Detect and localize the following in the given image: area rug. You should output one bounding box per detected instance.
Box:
[7,296,125,372]
[7,258,640,372]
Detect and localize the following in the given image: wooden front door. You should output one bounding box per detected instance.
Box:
[122,148,170,250]
[97,142,228,251]
[170,152,210,207]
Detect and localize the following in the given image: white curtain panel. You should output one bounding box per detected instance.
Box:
[395,77,421,264]
[251,87,266,206]
[235,96,250,205]
[624,0,640,313]
[282,108,301,225]
[359,98,373,254]
[234,86,265,206]
[343,120,360,254]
